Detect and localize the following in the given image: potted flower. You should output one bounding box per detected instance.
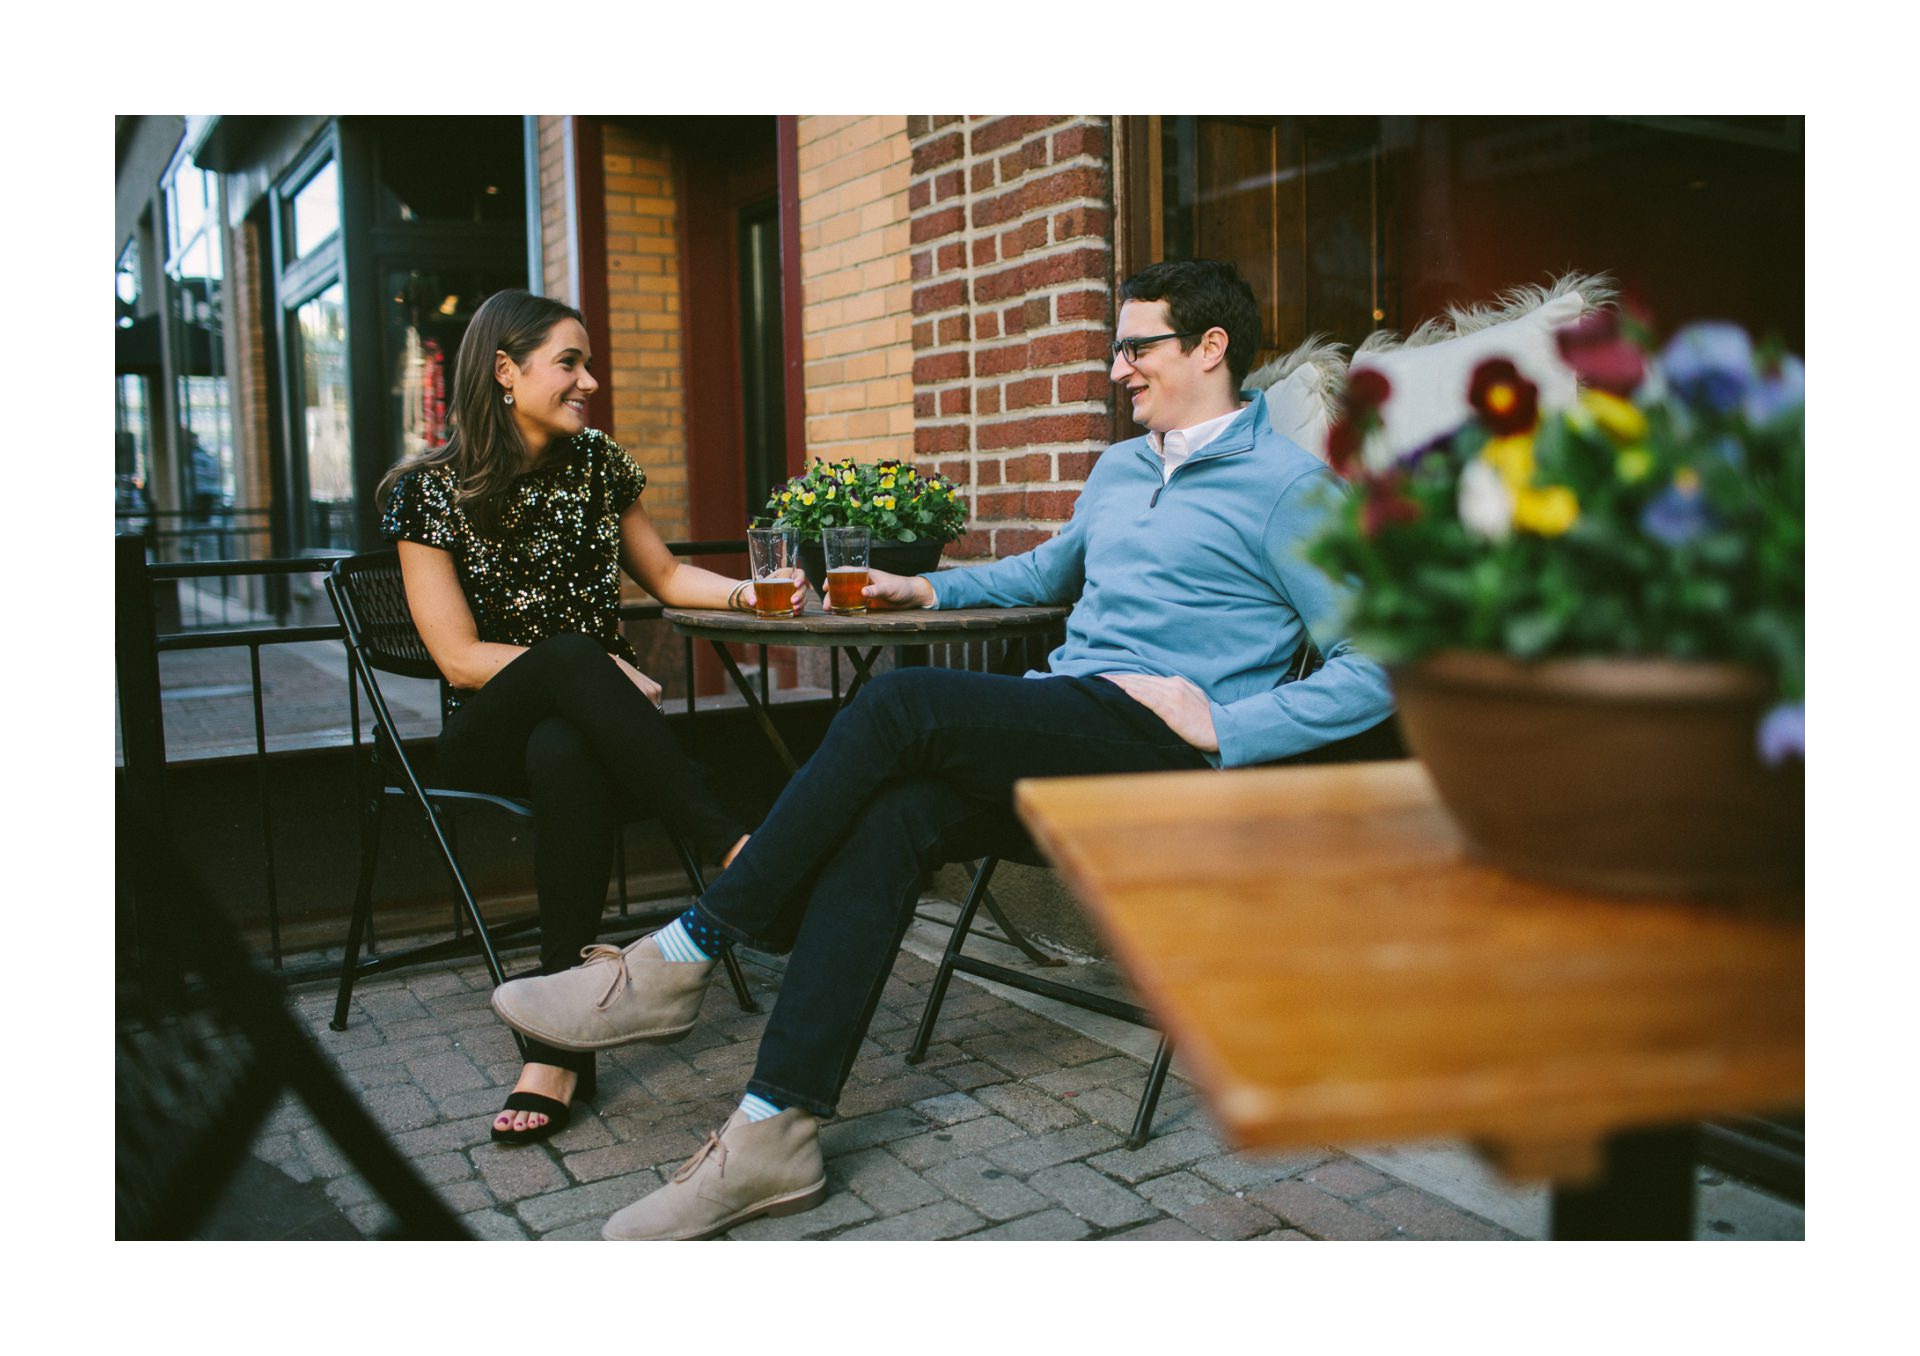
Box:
[759,457,969,583]
[1308,311,1804,897]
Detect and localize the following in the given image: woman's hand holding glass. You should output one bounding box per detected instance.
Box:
[745,569,809,617]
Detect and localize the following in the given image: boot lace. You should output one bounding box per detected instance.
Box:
[575,943,632,1011]
[673,1129,728,1184]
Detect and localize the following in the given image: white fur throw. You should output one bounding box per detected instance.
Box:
[1247,334,1347,463]
[1347,272,1616,464]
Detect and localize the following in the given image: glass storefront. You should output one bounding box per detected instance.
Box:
[289,158,341,261]
[383,269,523,467]
[297,283,353,551]
[163,153,234,534]
[1148,115,1804,369]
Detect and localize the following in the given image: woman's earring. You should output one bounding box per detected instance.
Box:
[503,392,515,406]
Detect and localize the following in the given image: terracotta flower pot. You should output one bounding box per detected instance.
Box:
[1391,652,1804,899]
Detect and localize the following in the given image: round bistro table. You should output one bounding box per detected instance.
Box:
[662,603,1070,774]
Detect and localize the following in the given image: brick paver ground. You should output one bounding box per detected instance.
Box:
[261,942,1531,1242]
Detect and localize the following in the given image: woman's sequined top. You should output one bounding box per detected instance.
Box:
[381,430,647,687]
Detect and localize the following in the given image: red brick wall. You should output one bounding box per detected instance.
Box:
[908,116,1115,563]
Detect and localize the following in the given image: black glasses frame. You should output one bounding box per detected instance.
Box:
[1110,330,1206,364]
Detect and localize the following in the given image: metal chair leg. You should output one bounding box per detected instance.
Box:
[907,856,999,1064]
[331,790,386,1032]
[1128,1035,1175,1150]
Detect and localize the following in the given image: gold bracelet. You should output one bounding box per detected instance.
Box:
[727,580,751,612]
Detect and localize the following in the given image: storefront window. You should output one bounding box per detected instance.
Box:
[297,282,353,550]
[384,269,520,465]
[115,244,151,516]
[290,158,341,260]
[1144,115,1804,367]
[165,154,233,533]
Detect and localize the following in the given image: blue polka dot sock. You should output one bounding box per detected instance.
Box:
[653,911,719,963]
[737,1093,784,1123]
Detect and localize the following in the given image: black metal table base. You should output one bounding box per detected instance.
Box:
[1549,1126,1699,1240]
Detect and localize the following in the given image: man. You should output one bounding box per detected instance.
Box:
[490,258,1396,1239]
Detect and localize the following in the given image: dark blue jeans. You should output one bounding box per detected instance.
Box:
[691,668,1211,1117]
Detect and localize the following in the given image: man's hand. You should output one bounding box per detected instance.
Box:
[864,568,935,610]
[613,655,664,708]
[1101,673,1219,753]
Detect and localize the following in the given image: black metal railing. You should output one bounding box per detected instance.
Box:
[114,533,763,977]
[116,533,1059,984]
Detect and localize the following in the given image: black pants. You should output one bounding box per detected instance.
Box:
[437,632,746,1073]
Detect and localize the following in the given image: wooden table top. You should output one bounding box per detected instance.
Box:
[663,604,1068,648]
[1014,760,1803,1182]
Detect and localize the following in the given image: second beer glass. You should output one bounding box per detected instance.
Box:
[823,526,870,615]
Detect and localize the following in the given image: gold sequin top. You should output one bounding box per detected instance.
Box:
[382,429,647,683]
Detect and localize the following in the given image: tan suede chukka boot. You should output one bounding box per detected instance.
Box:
[489,933,715,1052]
[603,1108,826,1241]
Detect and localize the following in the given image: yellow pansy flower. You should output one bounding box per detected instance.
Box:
[1513,485,1579,536]
[825,486,836,499]
[800,491,815,506]
[1481,434,1535,493]
[879,475,896,490]
[1615,447,1654,483]
[1579,390,1648,445]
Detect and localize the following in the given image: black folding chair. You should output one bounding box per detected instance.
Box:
[906,644,1388,1149]
[323,549,758,1043]
[116,787,467,1240]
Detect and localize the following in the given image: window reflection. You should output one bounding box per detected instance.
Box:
[299,283,353,550]
[384,270,519,464]
[292,160,341,260]
[165,155,232,537]
[1154,115,1804,364]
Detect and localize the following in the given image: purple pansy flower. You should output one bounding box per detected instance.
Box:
[1757,702,1804,765]
[1641,480,1712,546]
[1661,322,1753,416]
[1744,353,1806,427]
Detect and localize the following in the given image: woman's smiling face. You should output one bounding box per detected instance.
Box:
[499,318,597,458]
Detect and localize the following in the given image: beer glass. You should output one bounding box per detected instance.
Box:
[747,527,800,619]
[823,526,871,615]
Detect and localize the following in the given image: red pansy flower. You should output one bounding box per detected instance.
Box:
[1554,310,1646,397]
[1467,358,1539,435]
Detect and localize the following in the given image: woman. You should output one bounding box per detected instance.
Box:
[379,289,799,1145]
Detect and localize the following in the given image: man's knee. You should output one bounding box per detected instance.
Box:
[846,665,973,727]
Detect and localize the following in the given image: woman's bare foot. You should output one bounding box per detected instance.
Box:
[720,834,749,871]
[494,1062,579,1135]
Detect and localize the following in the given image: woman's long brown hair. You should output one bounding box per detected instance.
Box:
[377,289,586,536]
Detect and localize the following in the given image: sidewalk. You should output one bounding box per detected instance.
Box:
[233,901,1804,1241]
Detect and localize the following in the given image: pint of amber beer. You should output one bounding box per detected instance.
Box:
[823,526,870,614]
[747,527,801,619]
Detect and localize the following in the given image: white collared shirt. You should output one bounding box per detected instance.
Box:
[1146,405,1246,484]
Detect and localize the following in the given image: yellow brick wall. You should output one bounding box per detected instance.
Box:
[537,117,572,301]
[795,116,914,465]
[601,126,690,542]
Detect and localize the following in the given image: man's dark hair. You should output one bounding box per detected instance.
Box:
[1118,259,1263,389]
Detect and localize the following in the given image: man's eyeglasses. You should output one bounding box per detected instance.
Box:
[1110,331,1205,364]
